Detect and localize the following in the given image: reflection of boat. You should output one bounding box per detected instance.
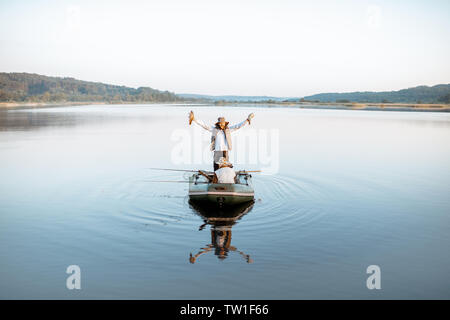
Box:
[188,171,254,207]
[188,200,254,263]
[189,200,254,223]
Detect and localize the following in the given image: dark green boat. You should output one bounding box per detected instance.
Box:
[189,171,254,207]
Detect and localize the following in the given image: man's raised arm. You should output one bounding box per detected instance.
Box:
[229,113,255,132]
[189,111,213,132]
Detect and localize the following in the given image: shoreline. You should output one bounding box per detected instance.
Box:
[0,101,108,110]
[1,101,449,113]
[0,101,186,111]
[227,101,450,112]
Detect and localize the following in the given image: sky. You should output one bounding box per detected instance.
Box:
[0,0,449,96]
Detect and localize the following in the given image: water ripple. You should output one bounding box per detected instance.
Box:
[107,170,343,238]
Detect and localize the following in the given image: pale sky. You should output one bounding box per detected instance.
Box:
[0,0,449,96]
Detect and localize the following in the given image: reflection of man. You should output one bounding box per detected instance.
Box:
[189,111,255,171]
[189,226,253,264]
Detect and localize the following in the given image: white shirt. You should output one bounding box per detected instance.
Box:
[215,167,236,183]
[214,130,228,151]
[193,118,249,151]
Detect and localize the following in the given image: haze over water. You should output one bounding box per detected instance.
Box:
[0,104,449,299]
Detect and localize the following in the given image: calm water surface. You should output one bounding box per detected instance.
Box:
[0,104,449,299]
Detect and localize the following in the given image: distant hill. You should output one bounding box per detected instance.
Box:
[180,84,450,104]
[0,72,182,103]
[303,84,450,104]
[177,93,292,102]
[2,72,449,104]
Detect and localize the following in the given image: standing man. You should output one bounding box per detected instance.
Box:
[189,111,255,171]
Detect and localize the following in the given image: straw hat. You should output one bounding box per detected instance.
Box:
[216,157,232,167]
[215,117,229,127]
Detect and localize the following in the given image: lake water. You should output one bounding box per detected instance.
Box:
[0,104,449,299]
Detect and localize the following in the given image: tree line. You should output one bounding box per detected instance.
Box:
[303,84,450,104]
[0,73,184,103]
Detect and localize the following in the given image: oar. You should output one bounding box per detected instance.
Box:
[198,170,214,182]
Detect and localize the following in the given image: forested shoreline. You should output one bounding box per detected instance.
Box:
[0,73,183,103]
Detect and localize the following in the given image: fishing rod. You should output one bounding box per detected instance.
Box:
[146,168,198,172]
[146,168,213,173]
[140,180,209,183]
[147,168,261,173]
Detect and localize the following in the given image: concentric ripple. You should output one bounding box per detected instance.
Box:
[104,169,345,238]
[109,172,198,229]
[235,173,337,234]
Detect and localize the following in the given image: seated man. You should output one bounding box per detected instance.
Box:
[214,157,236,184]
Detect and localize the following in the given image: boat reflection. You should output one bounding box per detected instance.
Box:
[188,200,255,264]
